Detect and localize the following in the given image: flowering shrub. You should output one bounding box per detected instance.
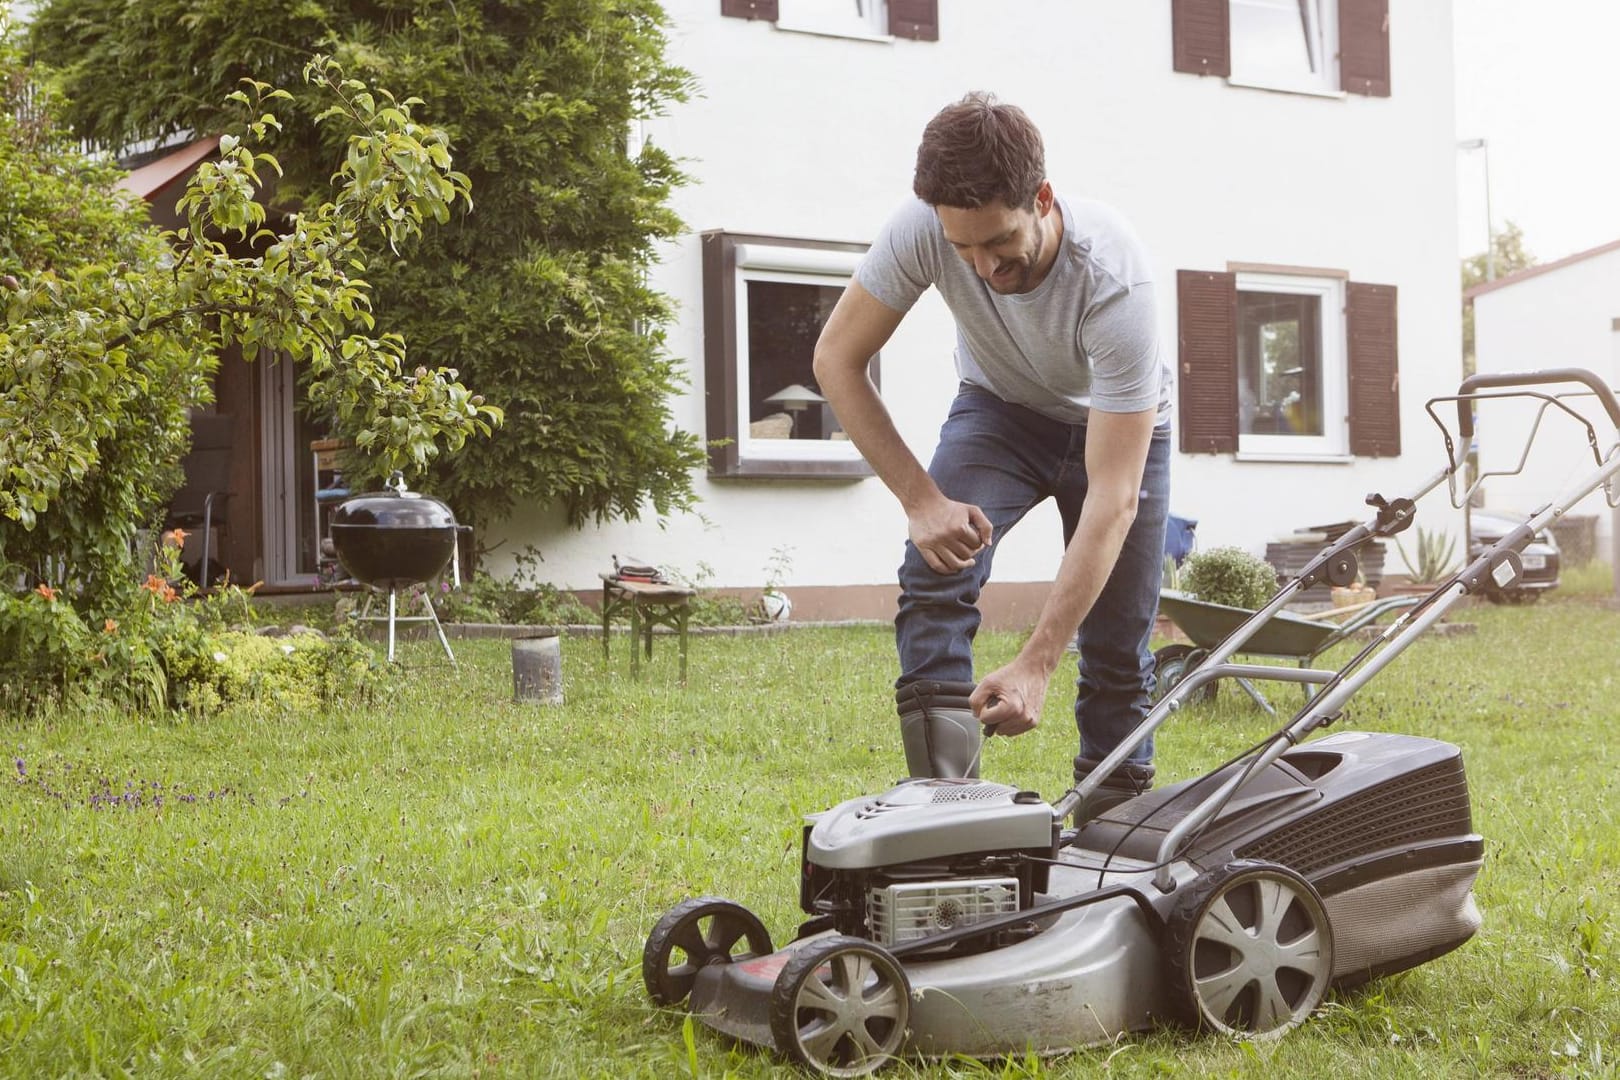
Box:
[1,532,381,714]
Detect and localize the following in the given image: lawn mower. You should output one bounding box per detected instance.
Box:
[643,369,1620,1075]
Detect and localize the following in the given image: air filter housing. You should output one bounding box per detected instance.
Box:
[867,878,1021,947]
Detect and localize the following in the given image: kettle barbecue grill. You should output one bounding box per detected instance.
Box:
[328,471,465,665]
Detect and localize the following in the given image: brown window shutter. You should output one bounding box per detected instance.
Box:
[1339,0,1391,97]
[1347,282,1400,456]
[722,0,778,20]
[1172,0,1231,77]
[1177,270,1239,453]
[888,0,938,40]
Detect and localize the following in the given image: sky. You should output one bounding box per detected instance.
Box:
[1453,0,1620,264]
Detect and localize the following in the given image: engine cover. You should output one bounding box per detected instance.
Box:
[806,778,1055,870]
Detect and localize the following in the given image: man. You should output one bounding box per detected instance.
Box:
[812,93,1173,814]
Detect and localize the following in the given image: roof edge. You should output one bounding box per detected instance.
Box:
[116,135,222,200]
[1465,236,1620,301]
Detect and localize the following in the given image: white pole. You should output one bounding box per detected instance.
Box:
[1611,501,1619,602]
[1612,326,1620,602]
[1482,140,1496,282]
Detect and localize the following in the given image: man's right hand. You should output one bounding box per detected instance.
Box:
[907,495,993,574]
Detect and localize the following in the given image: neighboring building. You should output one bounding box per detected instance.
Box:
[1467,240,1620,567]
[483,0,1467,622]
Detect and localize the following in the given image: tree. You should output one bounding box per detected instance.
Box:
[3,43,497,608]
[28,0,706,537]
[2,27,198,598]
[1461,220,1537,375]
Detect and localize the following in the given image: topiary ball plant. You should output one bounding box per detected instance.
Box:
[1179,546,1280,610]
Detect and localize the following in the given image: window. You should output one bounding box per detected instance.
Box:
[1177,268,1399,459]
[1171,0,1390,97]
[1236,273,1344,455]
[720,0,938,41]
[702,232,877,478]
[777,0,889,40]
[1228,0,1337,95]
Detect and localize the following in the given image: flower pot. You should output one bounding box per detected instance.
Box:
[1331,584,1377,608]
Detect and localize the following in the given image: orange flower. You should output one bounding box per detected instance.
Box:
[163,528,188,548]
[140,575,180,602]
[34,583,57,601]
[103,618,119,634]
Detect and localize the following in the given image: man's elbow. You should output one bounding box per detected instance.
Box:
[811,346,834,388]
[812,344,856,392]
[1103,487,1140,532]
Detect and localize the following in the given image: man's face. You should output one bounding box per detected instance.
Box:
[935,185,1054,295]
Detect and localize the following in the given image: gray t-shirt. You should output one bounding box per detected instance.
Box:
[856,194,1173,425]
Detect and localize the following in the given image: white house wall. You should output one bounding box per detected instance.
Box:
[487,0,1464,598]
[1472,248,1620,562]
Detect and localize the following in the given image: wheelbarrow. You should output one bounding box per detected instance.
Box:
[1153,588,1419,713]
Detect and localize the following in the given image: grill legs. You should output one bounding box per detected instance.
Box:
[357,586,457,668]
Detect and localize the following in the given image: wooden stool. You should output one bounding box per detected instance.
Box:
[599,574,696,682]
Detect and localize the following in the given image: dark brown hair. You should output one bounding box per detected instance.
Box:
[912,92,1046,210]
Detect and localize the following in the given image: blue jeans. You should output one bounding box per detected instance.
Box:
[895,385,1171,769]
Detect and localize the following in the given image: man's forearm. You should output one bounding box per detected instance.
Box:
[1015,406,1158,672]
[1020,495,1138,672]
[816,363,940,512]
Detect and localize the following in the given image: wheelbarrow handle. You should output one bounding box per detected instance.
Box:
[1455,368,1620,440]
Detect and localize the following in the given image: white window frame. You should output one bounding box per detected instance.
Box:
[1236,271,1348,460]
[775,0,891,42]
[1228,0,1342,98]
[732,243,866,466]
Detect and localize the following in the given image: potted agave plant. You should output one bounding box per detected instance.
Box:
[1392,526,1459,595]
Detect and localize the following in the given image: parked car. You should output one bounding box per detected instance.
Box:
[1468,508,1560,602]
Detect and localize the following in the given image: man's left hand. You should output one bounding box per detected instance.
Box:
[970,661,1052,738]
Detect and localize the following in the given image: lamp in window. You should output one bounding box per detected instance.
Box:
[763,383,827,436]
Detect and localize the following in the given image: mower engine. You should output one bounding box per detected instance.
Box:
[799,778,1059,949]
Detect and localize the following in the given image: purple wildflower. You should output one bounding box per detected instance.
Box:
[13,758,24,779]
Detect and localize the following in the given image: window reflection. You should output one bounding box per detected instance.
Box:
[1238,291,1323,437]
[745,280,844,440]
[1230,0,1333,91]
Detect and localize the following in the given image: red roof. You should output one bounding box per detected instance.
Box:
[116,136,221,200]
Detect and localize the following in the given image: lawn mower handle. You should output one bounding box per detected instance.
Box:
[1456,368,1620,439]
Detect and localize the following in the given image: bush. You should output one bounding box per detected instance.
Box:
[0,532,383,715]
[435,573,594,626]
[1179,546,1279,610]
[172,630,382,714]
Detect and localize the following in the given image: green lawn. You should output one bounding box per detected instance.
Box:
[3,586,1617,1078]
